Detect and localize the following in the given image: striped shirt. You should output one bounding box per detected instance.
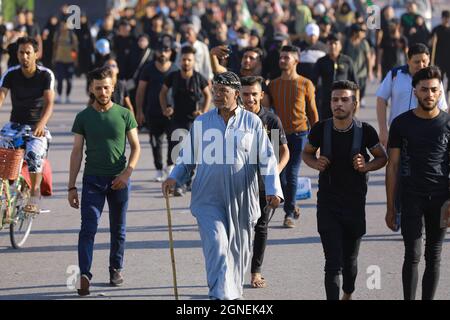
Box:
[268,76,319,134]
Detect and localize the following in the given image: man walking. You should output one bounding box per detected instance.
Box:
[240,76,289,289]
[159,45,211,195]
[162,72,283,300]
[302,80,387,300]
[266,45,319,228]
[68,67,141,296]
[386,66,450,300]
[376,43,448,148]
[136,40,178,182]
[314,34,357,121]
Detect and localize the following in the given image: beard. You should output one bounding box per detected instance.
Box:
[418,98,438,111]
[95,96,111,106]
[182,66,192,72]
[157,55,168,64]
[333,109,352,120]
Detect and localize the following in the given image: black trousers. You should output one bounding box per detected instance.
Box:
[401,193,448,300]
[251,193,270,274]
[146,116,171,170]
[167,118,193,166]
[317,204,364,300]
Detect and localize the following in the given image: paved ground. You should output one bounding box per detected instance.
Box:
[0,77,449,301]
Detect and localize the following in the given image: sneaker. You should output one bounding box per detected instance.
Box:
[174,187,184,197]
[283,217,295,228]
[109,269,124,287]
[153,170,164,182]
[55,96,62,104]
[77,274,90,296]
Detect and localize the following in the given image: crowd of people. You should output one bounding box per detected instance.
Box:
[0,0,450,301]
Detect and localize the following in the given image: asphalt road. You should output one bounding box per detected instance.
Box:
[0,77,449,301]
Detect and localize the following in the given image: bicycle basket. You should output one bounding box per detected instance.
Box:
[0,148,24,180]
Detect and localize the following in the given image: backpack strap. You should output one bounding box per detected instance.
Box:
[391,64,408,81]
[322,118,333,161]
[350,118,363,160]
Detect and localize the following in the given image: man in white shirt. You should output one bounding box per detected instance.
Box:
[376,43,448,147]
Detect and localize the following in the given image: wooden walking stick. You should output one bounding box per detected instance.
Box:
[431,34,437,66]
[165,193,179,300]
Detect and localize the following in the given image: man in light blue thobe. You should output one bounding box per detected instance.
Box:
[162,72,283,300]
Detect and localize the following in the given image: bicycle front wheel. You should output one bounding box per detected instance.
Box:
[10,180,33,249]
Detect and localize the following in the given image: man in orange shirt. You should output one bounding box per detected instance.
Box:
[266,45,319,228]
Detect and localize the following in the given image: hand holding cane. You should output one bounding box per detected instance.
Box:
[162,179,179,300]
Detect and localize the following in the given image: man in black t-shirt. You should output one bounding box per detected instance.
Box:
[303,80,387,300]
[135,40,178,183]
[314,34,358,120]
[0,37,55,213]
[240,76,289,290]
[386,66,450,300]
[159,45,211,196]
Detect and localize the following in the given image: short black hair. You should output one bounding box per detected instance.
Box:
[327,33,341,43]
[442,10,450,18]
[407,43,429,59]
[412,65,442,88]
[87,67,113,86]
[331,80,359,98]
[17,36,38,52]
[181,45,196,55]
[280,45,300,60]
[243,47,263,60]
[240,76,264,89]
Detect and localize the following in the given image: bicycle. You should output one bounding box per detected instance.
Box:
[0,126,34,249]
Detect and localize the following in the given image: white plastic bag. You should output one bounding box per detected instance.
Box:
[295,177,312,200]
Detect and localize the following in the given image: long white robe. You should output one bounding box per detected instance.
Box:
[169,106,283,300]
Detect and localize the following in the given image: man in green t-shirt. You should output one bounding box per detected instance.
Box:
[68,67,140,296]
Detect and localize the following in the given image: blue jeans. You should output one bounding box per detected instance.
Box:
[78,175,130,280]
[280,131,308,219]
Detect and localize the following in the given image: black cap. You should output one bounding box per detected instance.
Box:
[237,26,250,34]
[250,29,259,37]
[443,10,450,18]
[319,15,331,25]
[350,23,363,33]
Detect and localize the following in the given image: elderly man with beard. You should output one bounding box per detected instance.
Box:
[136,40,178,182]
[68,67,141,296]
[302,80,387,300]
[162,72,283,300]
[386,66,450,300]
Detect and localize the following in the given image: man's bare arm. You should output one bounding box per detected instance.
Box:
[0,87,9,108]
